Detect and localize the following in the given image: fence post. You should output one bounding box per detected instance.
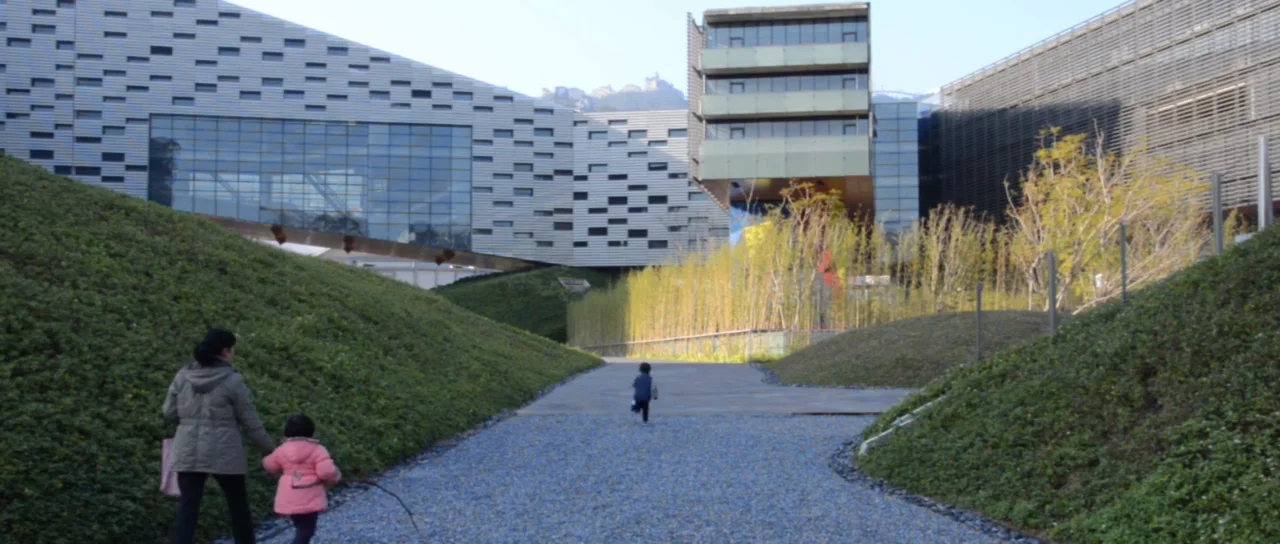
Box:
[1120,220,1128,304]
[1212,172,1225,254]
[1047,250,1058,336]
[1260,135,1273,231]
[975,281,983,363]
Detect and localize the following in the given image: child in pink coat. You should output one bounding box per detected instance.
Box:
[263,414,341,544]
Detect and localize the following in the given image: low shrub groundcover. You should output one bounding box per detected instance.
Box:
[766,310,1050,388]
[0,156,602,543]
[858,227,1280,542]
[436,266,612,343]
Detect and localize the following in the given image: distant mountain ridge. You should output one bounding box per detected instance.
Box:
[541,73,688,112]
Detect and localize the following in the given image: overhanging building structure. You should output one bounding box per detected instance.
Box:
[932,0,1280,219]
[687,3,876,222]
[0,0,728,267]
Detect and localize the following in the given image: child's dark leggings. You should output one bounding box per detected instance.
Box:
[291,513,319,544]
[633,401,651,422]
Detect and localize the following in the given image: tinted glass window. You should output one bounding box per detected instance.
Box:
[146,114,474,250]
[705,17,867,49]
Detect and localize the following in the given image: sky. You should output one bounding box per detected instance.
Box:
[229,0,1127,99]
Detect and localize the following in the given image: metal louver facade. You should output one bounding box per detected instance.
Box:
[933,0,1280,219]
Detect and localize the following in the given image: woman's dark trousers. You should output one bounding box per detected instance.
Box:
[173,472,255,544]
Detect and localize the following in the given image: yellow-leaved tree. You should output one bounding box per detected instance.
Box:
[569,127,1223,359]
[1006,128,1209,313]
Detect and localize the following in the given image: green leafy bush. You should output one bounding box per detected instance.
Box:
[766,311,1050,388]
[437,266,611,342]
[0,156,601,543]
[857,226,1280,542]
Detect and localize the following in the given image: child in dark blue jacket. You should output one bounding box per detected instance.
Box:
[630,362,658,423]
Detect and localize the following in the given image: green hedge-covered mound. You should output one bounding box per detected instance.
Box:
[0,156,602,543]
[858,228,1280,542]
[766,311,1050,388]
[437,266,611,342]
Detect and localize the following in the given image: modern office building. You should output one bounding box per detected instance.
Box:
[932,0,1280,219]
[871,92,925,233]
[687,3,874,221]
[0,0,728,268]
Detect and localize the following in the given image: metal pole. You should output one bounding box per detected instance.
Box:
[1120,221,1128,304]
[975,281,983,363]
[1047,250,1058,336]
[1211,173,1224,254]
[1260,135,1273,231]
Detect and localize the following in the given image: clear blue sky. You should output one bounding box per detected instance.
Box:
[230,0,1126,98]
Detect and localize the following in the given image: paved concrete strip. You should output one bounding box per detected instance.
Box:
[517,361,916,416]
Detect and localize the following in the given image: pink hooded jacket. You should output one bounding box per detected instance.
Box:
[263,438,342,515]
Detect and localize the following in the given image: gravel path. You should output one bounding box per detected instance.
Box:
[265,414,998,543]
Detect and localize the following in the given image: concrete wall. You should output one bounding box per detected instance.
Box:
[346,260,496,290]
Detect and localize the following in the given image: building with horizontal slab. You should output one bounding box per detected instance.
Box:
[687,3,876,223]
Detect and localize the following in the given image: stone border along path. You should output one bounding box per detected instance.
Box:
[229,360,1037,543]
[829,439,1043,544]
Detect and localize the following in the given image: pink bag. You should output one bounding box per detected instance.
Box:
[160,439,181,498]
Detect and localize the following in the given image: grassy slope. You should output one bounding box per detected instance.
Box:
[858,228,1280,543]
[0,156,601,543]
[436,266,610,342]
[766,311,1050,388]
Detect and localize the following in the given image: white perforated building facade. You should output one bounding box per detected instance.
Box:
[0,0,727,267]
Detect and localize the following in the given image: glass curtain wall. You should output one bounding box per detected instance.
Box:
[148,114,473,250]
[872,101,921,233]
[705,17,868,48]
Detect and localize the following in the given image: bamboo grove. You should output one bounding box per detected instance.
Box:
[568,130,1245,361]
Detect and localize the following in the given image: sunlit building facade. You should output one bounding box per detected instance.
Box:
[687,4,877,224]
[0,0,728,267]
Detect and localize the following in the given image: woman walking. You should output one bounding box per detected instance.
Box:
[163,328,276,544]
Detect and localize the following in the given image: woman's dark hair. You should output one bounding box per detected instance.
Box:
[640,362,651,375]
[284,414,316,438]
[193,328,236,366]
